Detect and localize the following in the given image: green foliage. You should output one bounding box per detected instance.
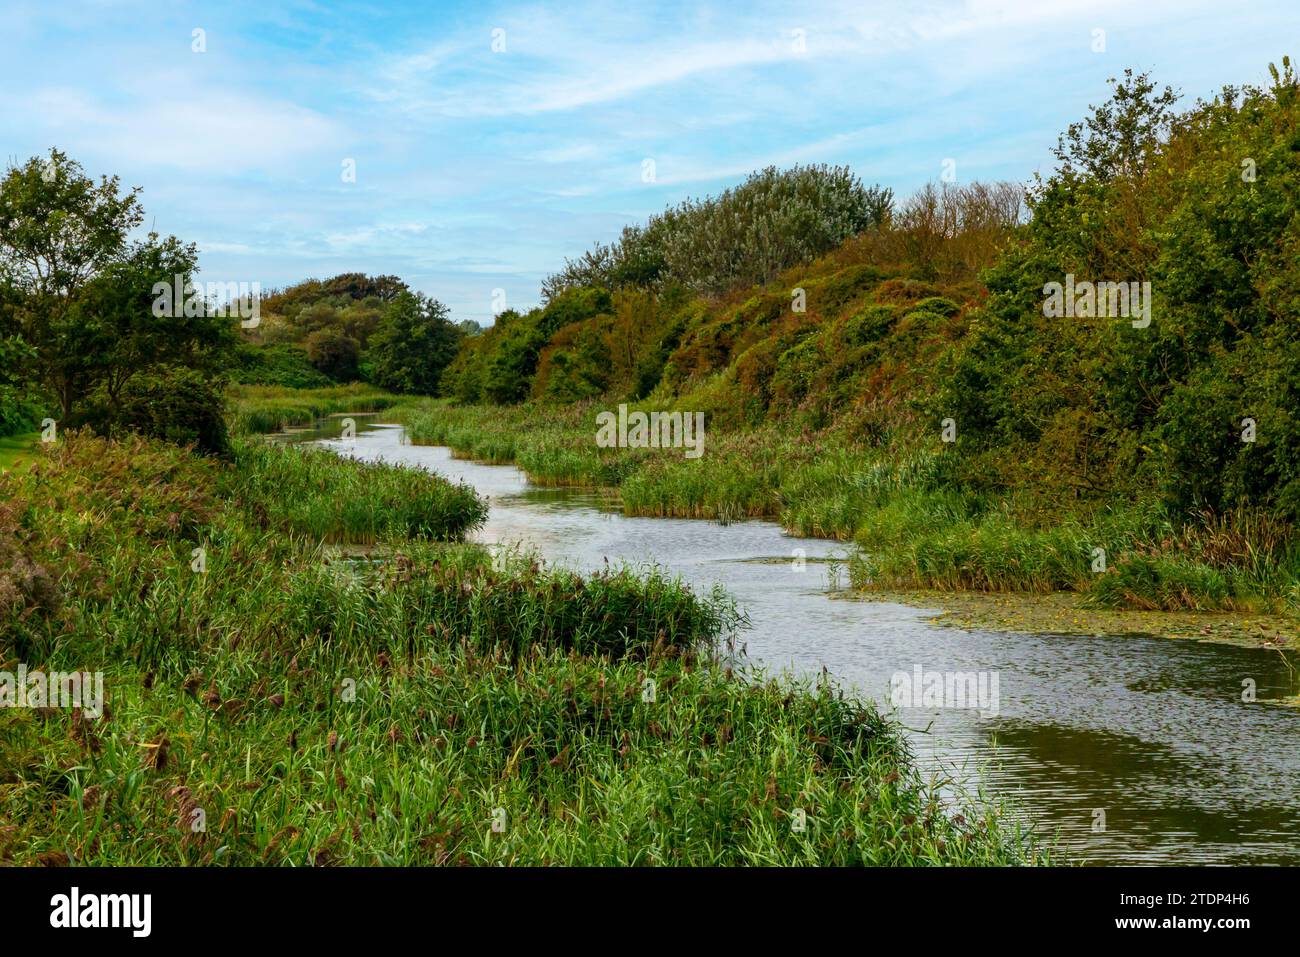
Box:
[441,338,488,404]
[262,273,407,310]
[770,335,822,408]
[110,366,230,456]
[232,343,333,389]
[632,317,686,399]
[0,433,39,472]
[446,290,619,406]
[0,150,235,441]
[368,292,463,395]
[226,383,400,434]
[0,334,42,437]
[538,322,611,402]
[537,286,613,336]
[482,311,546,404]
[229,436,487,542]
[544,165,893,299]
[0,431,1038,865]
[304,326,361,382]
[241,273,406,383]
[938,60,1300,525]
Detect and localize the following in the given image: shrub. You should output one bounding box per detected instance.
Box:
[232,343,333,388]
[368,292,463,395]
[112,366,230,456]
[0,335,42,437]
[304,327,361,381]
[543,165,893,299]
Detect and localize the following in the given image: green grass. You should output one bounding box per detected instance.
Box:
[397,400,797,520]
[0,647,1045,866]
[0,429,1044,865]
[0,431,39,472]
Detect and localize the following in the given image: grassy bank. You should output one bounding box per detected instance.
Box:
[228,383,402,434]
[229,436,487,542]
[0,432,1042,865]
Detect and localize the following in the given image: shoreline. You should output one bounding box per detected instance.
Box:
[848,587,1300,653]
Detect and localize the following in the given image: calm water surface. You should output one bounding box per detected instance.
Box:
[296,417,1300,865]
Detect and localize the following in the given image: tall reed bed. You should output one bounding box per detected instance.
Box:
[0,643,1047,866]
[397,399,791,519]
[229,436,487,543]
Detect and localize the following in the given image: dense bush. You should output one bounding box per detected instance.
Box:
[304,326,361,381]
[543,165,892,299]
[111,366,230,456]
[937,61,1300,522]
[232,343,333,389]
[0,335,42,437]
[368,291,463,395]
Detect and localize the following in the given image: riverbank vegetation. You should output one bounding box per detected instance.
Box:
[0,431,1040,865]
[0,153,1039,868]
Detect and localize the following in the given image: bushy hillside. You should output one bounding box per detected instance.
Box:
[237,272,474,393]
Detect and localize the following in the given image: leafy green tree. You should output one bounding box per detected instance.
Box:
[368,291,463,394]
[0,334,40,436]
[0,150,235,428]
[439,328,493,403]
[0,150,144,417]
[75,234,236,418]
[936,59,1300,519]
[482,312,545,404]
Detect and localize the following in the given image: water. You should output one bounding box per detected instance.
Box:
[295,416,1300,865]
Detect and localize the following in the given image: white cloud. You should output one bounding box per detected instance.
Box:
[24,86,342,175]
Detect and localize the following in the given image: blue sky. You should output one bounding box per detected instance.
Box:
[1,0,1295,323]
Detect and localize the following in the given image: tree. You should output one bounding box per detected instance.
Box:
[936,59,1300,519]
[482,312,545,404]
[542,164,894,298]
[0,150,235,422]
[1,150,144,417]
[321,272,408,303]
[0,334,39,436]
[367,291,463,394]
[75,233,235,417]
